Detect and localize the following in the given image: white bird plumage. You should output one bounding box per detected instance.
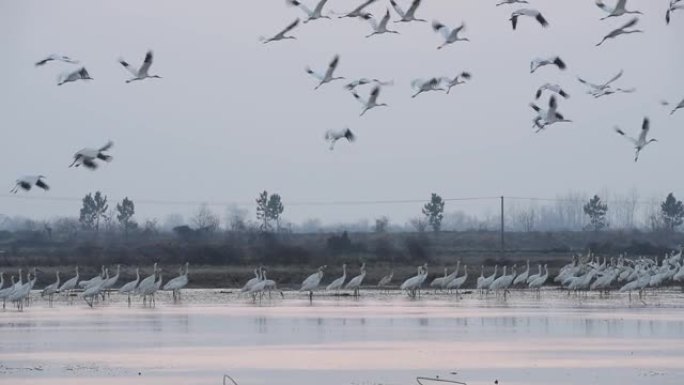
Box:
[69,141,114,169]
[432,21,469,49]
[306,55,344,90]
[363,9,399,37]
[261,18,300,43]
[352,85,388,116]
[595,0,642,20]
[596,17,643,46]
[614,117,657,162]
[57,67,92,86]
[286,0,331,23]
[119,50,162,83]
[530,56,566,73]
[510,9,548,30]
[390,0,426,23]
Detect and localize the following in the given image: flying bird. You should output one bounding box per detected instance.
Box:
[535,83,569,99]
[411,78,445,98]
[390,0,426,23]
[352,85,388,116]
[595,0,642,20]
[119,50,162,83]
[11,175,49,193]
[510,9,548,30]
[35,54,78,67]
[596,17,643,46]
[69,141,114,169]
[57,67,92,86]
[306,55,344,90]
[344,78,393,91]
[325,128,355,150]
[662,97,684,115]
[260,18,300,43]
[614,117,656,162]
[530,56,566,73]
[577,69,624,94]
[432,21,469,49]
[667,0,684,24]
[440,72,471,94]
[286,0,331,23]
[337,0,376,19]
[591,86,636,98]
[530,96,572,132]
[496,0,529,6]
[362,9,399,37]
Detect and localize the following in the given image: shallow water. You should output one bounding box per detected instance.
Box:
[1,289,684,385]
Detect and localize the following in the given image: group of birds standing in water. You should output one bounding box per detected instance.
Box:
[3,247,683,310]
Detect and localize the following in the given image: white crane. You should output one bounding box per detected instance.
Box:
[662,97,684,115]
[9,272,32,311]
[430,267,449,290]
[510,9,548,30]
[164,262,189,302]
[377,270,393,290]
[69,141,114,169]
[137,263,158,306]
[82,279,106,308]
[440,72,471,94]
[362,9,399,37]
[286,0,331,23]
[446,265,468,293]
[535,83,569,99]
[247,269,270,300]
[476,266,485,290]
[41,271,60,306]
[513,260,530,286]
[337,0,376,19]
[119,50,162,83]
[478,265,498,292]
[400,265,425,297]
[352,85,388,116]
[530,95,572,132]
[591,86,636,98]
[432,21,469,49]
[528,264,548,290]
[11,175,49,193]
[527,264,543,284]
[58,266,79,299]
[345,263,367,296]
[490,266,516,294]
[300,265,326,301]
[667,1,684,24]
[101,264,120,297]
[35,54,79,66]
[325,128,355,150]
[496,0,529,6]
[241,267,263,292]
[595,0,642,20]
[119,267,140,306]
[326,264,347,292]
[140,271,163,307]
[79,265,105,289]
[577,69,624,94]
[614,117,656,162]
[596,17,642,46]
[411,78,445,98]
[306,55,344,90]
[344,78,393,91]
[0,275,15,309]
[390,0,426,23]
[530,56,566,73]
[57,67,93,86]
[260,19,299,43]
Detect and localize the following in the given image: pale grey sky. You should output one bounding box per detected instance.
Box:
[0,0,682,226]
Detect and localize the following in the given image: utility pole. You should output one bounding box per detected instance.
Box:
[500,196,505,255]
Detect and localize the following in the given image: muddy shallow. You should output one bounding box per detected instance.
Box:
[1,289,683,385]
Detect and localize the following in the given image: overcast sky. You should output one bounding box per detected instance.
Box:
[0,0,682,226]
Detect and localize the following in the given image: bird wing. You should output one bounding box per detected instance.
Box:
[364,14,379,30]
[119,58,138,76]
[99,141,114,152]
[313,0,329,15]
[379,9,391,29]
[406,0,421,17]
[78,67,90,79]
[277,18,300,38]
[288,0,313,16]
[351,0,376,14]
[616,0,627,11]
[344,128,355,142]
[352,91,368,105]
[324,55,339,79]
[449,23,465,40]
[305,67,324,81]
[615,127,638,145]
[389,0,405,17]
[619,16,639,30]
[411,79,426,90]
[368,86,380,104]
[548,95,558,116]
[604,69,624,86]
[138,50,154,76]
[577,76,602,90]
[595,0,609,12]
[431,21,451,39]
[638,117,650,143]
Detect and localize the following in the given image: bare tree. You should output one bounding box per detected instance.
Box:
[193,204,220,233]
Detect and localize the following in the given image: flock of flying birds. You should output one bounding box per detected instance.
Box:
[10,0,684,194]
